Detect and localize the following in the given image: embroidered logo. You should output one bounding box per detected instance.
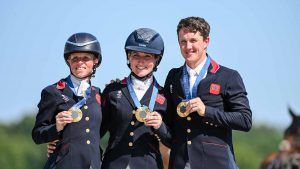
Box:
[156,94,165,105]
[117,90,122,98]
[209,83,221,95]
[61,94,69,102]
[170,84,173,94]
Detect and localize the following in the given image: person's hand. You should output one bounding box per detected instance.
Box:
[47,140,58,157]
[56,111,72,132]
[145,111,163,130]
[105,78,121,86]
[187,97,206,117]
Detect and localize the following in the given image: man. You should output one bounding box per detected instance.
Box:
[160,16,252,169]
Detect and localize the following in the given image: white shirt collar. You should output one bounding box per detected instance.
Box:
[130,75,153,101]
[69,74,90,96]
[186,56,207,76]
[131,75,153,90]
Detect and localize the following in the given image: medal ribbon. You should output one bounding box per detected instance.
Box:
[66,76,91,109]
[127,75,158,111]
[180,55,211,100]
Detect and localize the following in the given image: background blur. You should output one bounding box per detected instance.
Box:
[0,0,299,168]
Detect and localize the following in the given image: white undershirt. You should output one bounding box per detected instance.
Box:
[131,75,153,101]
[70,74,90,97]
[186,56,208,93]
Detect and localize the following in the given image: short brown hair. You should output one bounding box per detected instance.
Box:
[177,16,210,40]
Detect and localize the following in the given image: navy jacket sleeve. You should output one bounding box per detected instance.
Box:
[32,87,61,144]
[100,86,111,138]
[204,70,252,131]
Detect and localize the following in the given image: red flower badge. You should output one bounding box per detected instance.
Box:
[56,80,66,89]
[209,83,221,95]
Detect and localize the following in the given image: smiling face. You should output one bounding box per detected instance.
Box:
[67,52,98,79]
[128,51,157,78]
[178,28,210,69]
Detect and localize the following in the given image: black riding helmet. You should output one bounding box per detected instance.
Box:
[64,33,102,78]
[125,28,164,72]
[64,32,102,67]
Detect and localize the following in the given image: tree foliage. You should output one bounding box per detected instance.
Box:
[234,125,282,169]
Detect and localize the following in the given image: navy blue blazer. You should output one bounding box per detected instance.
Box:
[159,58,252,169]
[32,78,103,169]
[100,77,168,169]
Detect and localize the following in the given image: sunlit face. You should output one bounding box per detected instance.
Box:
[178,28,209,69]
[128,51,157,77]
[67,52,98,79]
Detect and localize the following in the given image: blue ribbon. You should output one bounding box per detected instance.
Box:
[66,76,91,109]
[180,55,211,100]
[126,75,158,111]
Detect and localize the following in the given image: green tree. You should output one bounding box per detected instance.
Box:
[234,125,282,169]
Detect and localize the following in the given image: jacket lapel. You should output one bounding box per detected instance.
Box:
[174,66,185,100]
[121,84,136,109]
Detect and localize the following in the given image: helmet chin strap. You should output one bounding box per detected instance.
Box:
[130,71,153,81]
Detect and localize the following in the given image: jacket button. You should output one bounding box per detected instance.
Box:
[187,141,192,145]
[129,132,134,136]
[205,122,209,124]
[129,142,133,147]
[210,123,213,126]
[85,117,90,121]
[84,105,88,109]
[86,128,90,133]
[130,121,135,125]
[87,140,91,144]
[187,129,191,133]
[187,117,191,121]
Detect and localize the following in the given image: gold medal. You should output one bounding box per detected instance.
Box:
[177,101,190,117]
[134,106,151,123]
[69,107,83,122]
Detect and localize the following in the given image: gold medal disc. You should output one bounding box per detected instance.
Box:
[69,107,83,122]
[177,102,190,117]
[135,106,151,123]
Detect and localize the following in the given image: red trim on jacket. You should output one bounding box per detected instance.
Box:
[209,59,220,73]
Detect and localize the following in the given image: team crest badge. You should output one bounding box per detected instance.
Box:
[156,94,165,104]
[209,83,221,95]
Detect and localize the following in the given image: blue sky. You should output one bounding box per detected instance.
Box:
[0,0,299,128]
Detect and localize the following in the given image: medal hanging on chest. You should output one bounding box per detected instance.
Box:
[127,75,158,123]
[66,76,91,122]
[177,56,211,117]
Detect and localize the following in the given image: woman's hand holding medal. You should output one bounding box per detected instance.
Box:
[55,111,73,132]
[145,111,163,130]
